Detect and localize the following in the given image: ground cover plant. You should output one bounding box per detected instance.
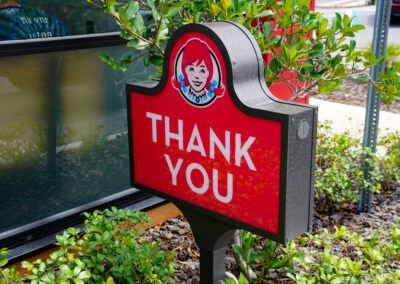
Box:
[1,207,175,284]
[315,122,382,211]
[222,222,400,283]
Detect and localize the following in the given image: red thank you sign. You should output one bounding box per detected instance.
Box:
[127,22,317,243]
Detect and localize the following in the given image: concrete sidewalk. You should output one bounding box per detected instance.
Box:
[310,98,400,137]
[316,0,370,8]
[315,0,374,8]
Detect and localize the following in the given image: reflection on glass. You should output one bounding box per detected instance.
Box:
[19,0,119,36]
[0,0,68,40]
[0,0,120,40]
[0,46,149,233]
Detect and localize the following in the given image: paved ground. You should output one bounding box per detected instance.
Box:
[316,0,371,8]
[312,0,400,136]
[310,98,400,137]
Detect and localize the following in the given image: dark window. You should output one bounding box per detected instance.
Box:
[0,0,118,41]
[0,2,158,255]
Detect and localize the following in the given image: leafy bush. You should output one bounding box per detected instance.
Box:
[0,207,175,284]
[223,223,400,284]
[315,122,382,209]
[86,0,400,101]
[288,224,400,283]
[230,230,299,282]
[362,43,400,103]
[379,130,400,191]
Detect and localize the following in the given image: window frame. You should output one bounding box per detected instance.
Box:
[0,32,125,57]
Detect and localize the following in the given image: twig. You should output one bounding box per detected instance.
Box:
[232,230,257,280]
[0,268,9,284]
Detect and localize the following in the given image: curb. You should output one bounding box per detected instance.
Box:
[316,0,369,8]
[310,98,400,137]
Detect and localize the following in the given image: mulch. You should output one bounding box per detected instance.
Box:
[313,77,400,114]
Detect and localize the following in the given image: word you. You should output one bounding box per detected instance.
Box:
[145,112,258,203]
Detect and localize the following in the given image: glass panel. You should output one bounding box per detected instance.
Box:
[0,0,118,40]
[0,45,148,233]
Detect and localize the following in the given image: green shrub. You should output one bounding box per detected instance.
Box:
[379,130,400,191]
[223,223,400,284]
[315,122,382,208]
[229,230,299,282]
[1,207,175,284]
[288,224,400,283]
[86,0,400,102]
[361,43,400,103]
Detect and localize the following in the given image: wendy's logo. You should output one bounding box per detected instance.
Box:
[172,39,224,107]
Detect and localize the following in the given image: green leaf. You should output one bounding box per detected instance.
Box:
[232,244,245,257]
[309,43,323,55]
[375,55,386,65]
[255,9,274,18]
[127,38,149,50]
[133,13,145,35]
[195,12,203,22]
[78,270,91,280]
[263,22,273,39]
[349,39,356,50]
[269,58,280,73]
[149,54,163,66]
[238,273,250,284]
[105,0,119,14]
[350,74,369,81]
[125,1,139,21]
[271,256,290,269]
[165,4,184,18]
[332,13,342,32]
[147,0,160,21]
[268,35,281,46]
[317,18,329,37]
[0,258,8,267]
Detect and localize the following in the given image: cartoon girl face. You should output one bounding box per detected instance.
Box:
[174,38,224,107]
[185,60,210,94]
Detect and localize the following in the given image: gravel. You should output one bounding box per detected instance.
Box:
[143,79,400,283]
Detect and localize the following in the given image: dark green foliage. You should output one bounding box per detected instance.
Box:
[315,122,382,208]
[86,0,399,102]
[1,208,175,283]
[379,130,400,191]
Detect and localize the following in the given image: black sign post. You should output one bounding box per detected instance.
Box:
[179,207,236,283]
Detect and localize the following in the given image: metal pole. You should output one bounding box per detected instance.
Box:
[359,0,392,212]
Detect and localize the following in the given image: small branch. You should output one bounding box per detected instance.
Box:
[153,16,166,55]
[232,230,257,280]
[0,268,9,284]
[89,0,163,54]
[125,51,151,65]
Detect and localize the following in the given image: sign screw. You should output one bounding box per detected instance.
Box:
[297,120,310,140]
